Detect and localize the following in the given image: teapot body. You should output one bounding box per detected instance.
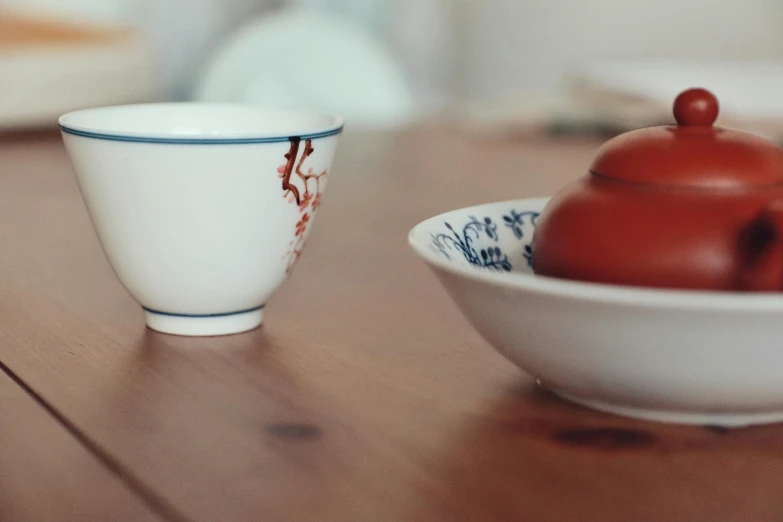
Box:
[532,175,783,291]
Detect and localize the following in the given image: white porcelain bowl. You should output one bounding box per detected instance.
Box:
[61,103,342,336]
[409,197,783,427]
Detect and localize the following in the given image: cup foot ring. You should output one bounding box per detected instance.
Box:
[143,306,264,336]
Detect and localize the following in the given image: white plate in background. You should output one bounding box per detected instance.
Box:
[192,8,415,129]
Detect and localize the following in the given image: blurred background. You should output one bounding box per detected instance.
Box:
[3,0,783,139]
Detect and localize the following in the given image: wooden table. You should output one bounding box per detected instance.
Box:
[3,127,783,522]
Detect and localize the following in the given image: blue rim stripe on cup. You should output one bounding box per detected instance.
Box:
[143,305,265,318]
[59,125,343,145]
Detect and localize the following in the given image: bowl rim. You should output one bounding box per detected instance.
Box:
[408,196,783,312]
[59,102,344,145]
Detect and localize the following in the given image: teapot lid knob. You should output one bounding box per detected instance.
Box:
[673,88,719,127]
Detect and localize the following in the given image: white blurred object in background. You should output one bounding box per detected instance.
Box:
[284,0,456,113]
[2,0,455,125]
[569,60,783,121]
[193,6,416,128]
[456,0,783,104]
[385,0,455,112]
[133,0,279,99]
[290,0,388,34]
[10,0,783,131]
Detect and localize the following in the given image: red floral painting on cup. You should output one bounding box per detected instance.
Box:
[277,138,328,273]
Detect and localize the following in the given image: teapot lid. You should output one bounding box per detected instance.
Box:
[589,88,783,188]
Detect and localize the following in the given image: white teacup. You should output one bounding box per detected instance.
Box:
[60,103,343,336]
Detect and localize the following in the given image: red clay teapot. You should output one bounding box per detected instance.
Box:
[532,87,783,292]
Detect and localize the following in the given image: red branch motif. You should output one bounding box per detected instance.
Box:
[277,138,328,273]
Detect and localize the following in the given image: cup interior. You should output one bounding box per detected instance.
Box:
[59,103,343,140]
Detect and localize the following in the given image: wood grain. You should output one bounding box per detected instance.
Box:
[1,129,783,521]
[0,364,161,521]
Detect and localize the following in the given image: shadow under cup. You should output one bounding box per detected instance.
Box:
[59,103,343,337]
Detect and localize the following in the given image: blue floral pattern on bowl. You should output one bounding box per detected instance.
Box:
[429,208,539,273]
